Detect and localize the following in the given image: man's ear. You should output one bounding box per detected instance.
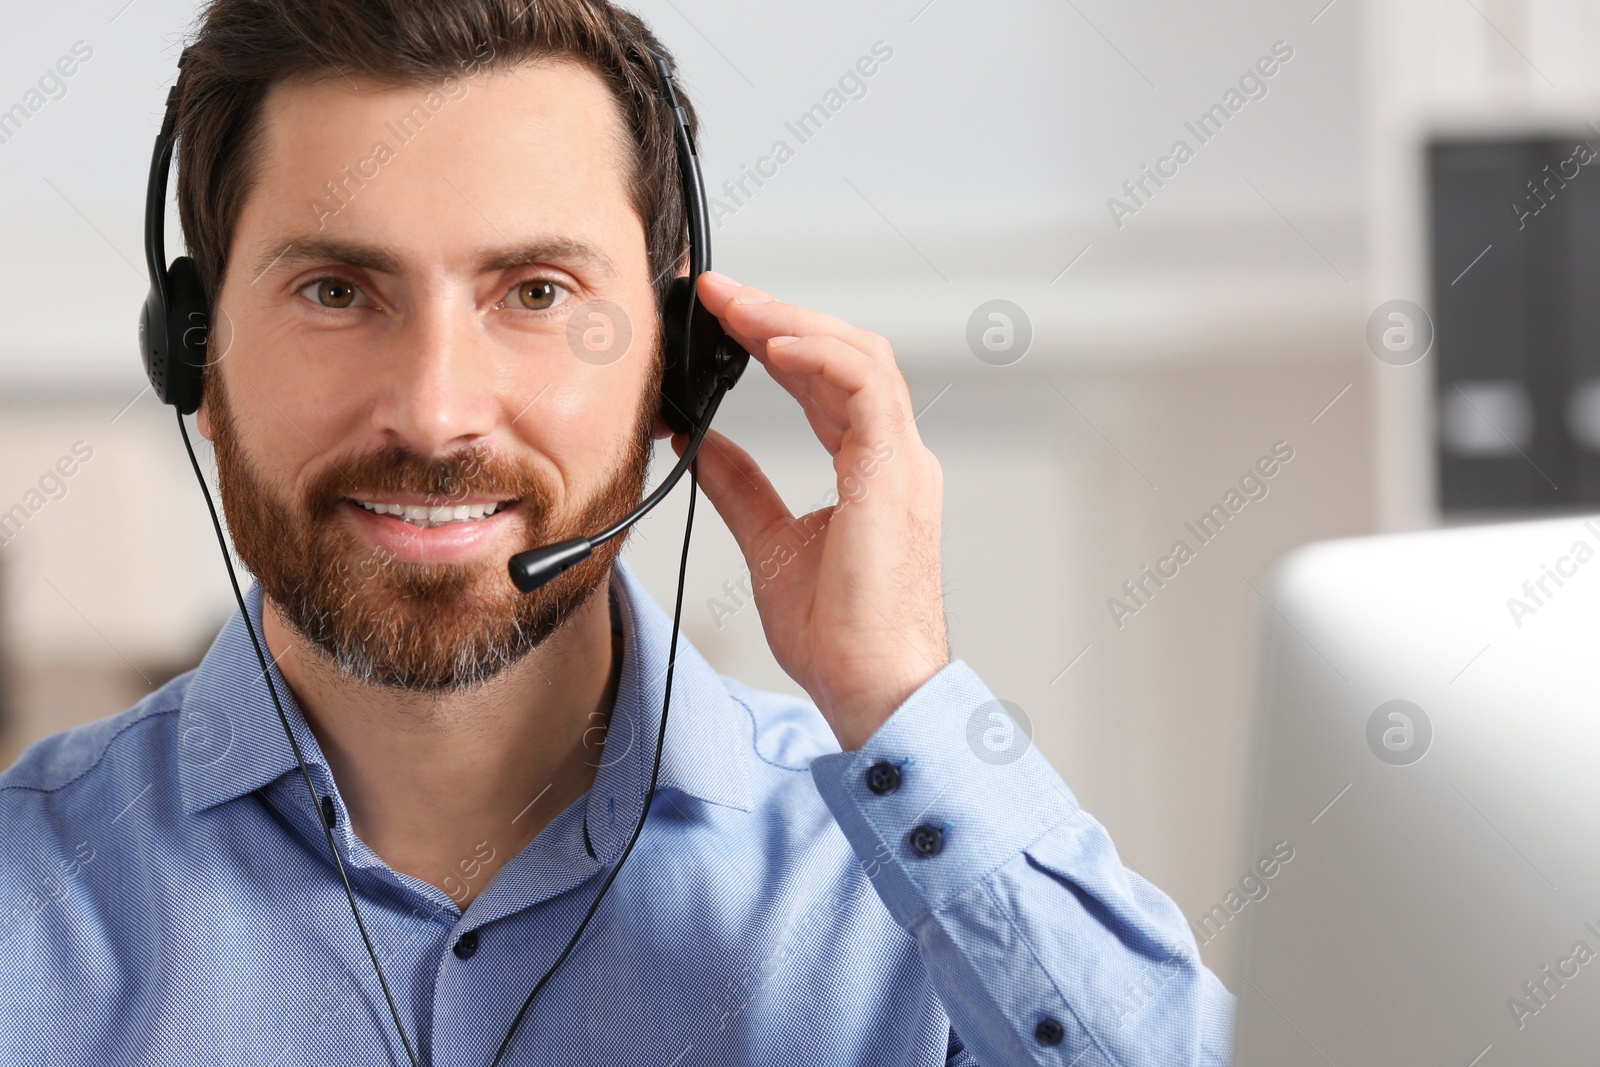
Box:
[194,302,237,442]
[196,389,213,441]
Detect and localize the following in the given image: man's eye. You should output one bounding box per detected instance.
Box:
[505,279,569,311]
[299,278,366,309]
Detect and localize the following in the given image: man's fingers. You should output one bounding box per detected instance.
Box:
[764,336,915,445]
[694,274,913,449]
[698,272,777,309]
[696,273,889,363]
[674,428,793,561]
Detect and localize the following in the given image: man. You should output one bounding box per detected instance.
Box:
[0,1,1234,1063]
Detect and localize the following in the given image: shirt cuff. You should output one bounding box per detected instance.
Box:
[808,660,1076,929]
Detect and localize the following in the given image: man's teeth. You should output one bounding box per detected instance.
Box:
[355,500,504,527]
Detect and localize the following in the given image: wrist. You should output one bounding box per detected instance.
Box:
[821,656,951,752]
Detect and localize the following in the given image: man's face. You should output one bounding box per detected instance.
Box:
[200,60,661,690]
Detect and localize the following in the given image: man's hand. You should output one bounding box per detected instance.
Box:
[671,271,951,752]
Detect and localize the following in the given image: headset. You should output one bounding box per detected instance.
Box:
[140,48,749,562]
[142,40,747,1067]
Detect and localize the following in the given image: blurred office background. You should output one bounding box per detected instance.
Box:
[2,0,1595,987]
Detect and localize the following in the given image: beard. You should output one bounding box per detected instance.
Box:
[208,378,655,693]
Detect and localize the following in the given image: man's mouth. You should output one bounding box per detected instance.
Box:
[352,498,514,528]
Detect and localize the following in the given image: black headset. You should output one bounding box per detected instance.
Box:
[137,53,207,416]
[139,47,748,446]
[143,42,747,1066]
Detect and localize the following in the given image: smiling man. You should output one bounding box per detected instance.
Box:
[0,1,1234,1064]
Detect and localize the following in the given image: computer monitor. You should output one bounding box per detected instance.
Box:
[1235,513,1600,1065]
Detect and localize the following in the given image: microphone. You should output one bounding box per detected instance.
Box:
[507,383,728,593]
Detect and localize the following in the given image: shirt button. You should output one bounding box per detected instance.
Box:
[908,824,944,857]
[1034,1016,1065,1046]
[865,760,902,795]
[320,796,339,829]
[453,930,479,960]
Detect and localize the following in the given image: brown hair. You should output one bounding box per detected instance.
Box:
[174,0,696,318]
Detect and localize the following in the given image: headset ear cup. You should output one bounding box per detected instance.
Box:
[139,289,170,404]
[164,256,209,415]
[658,275,751,436]
[658,276,696,435]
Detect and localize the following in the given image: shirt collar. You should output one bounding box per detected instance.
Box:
[177,558,754,822]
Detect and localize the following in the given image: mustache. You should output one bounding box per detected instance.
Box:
[304,445,557,517]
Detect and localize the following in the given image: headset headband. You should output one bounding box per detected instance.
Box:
[643,47,709,279]
[140,38,746,430]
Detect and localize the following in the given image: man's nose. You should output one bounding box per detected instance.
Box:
[370,298,499,457]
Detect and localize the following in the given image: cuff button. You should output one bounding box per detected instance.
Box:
[908,823,944,856]
[1034,1016,1065,1046]
[865,760,902,795]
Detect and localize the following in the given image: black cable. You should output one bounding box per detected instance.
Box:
[591,387,722,548]
[177,411,425,1067]
[489,460,700,1067]
[182,405,701,1066]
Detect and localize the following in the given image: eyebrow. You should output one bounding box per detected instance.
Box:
[249,235,619,283]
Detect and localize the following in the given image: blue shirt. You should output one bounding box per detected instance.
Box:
[0,560,1233,1065]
